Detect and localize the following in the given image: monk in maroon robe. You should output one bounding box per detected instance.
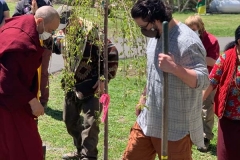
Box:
[0,6,59,160]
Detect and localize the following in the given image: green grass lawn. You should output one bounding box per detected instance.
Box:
[7,2,60,15]
[7,2,239,37]
[172,12,239,37]
[36,57,218,160]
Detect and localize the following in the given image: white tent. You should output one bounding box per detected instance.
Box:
[209,0,240,13]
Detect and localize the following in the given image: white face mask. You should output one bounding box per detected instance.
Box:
[39,31,52,40]
[38,21,52,40]
[194,30,200,37]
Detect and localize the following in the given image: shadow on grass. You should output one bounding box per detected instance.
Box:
[208,144,217,156]
[45,107,63,121]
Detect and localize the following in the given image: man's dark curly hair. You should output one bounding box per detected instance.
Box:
[131,0,172,23]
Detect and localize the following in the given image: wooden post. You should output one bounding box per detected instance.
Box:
[103,0,109,159]
[161,21,169,160]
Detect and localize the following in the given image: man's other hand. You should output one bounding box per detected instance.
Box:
[93,80,105,95]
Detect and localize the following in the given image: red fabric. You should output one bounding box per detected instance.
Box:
[0,15,43,110]
[100,94,110,123]
[0,15,44,159]
[201,31,220,73]
[217,116,240,160]
[213,47,237,118]
[0,108,43,160]
[223,73,240,119]
[210,50,240,120]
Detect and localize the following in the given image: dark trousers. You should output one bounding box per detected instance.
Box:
[63,91,102,159]
[217,116,240,160]
[40,49,51,103]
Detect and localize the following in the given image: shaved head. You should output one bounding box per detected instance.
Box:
[35,6,60,34]
[35,6,60,25]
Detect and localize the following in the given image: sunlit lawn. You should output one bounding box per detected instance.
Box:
[36,57,218,160]
[7,2,238,37]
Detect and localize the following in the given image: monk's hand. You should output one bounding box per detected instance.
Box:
[93,80,105,95]
[29,98,44,117]
[158,53,177,74]
[31,0,38,14]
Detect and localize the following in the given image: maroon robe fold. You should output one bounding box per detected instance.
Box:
[0,15,44,160]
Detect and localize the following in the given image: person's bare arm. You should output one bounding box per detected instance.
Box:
[171,64,198,88]
[206,57,216,67]
[202,84,214,101]
[159,53,198,88]
[158,42,209,89]
[0,10,10,27]
[136,86,147,116]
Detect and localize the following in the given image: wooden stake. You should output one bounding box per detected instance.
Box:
[103,0,109,159]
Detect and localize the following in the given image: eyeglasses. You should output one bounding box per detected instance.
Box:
[139,22,150,29]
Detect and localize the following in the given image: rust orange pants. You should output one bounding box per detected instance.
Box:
[122,122,192,160]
